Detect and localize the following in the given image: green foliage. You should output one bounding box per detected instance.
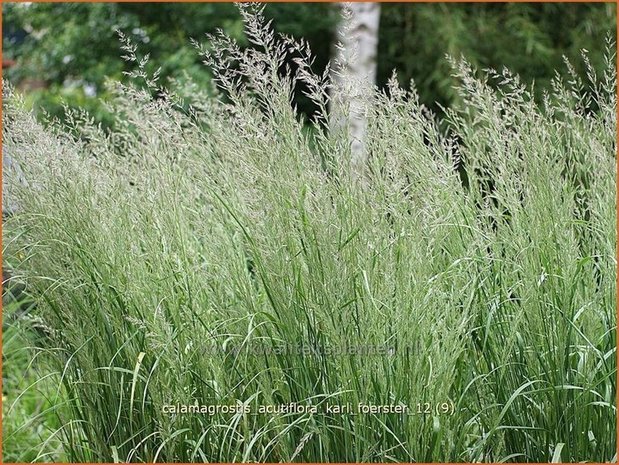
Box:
[3,2,337,124]
[3,6,616,462]
[4,3,615,122]
[378,3,616,112]
[2,298,66,462]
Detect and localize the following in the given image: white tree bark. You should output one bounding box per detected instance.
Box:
[330,2,380,178]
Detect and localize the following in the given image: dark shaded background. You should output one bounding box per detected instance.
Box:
[3,2,616,125]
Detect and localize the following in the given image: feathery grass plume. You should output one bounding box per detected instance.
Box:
[2,5,616,462]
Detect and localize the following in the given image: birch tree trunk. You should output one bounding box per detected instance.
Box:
[330,2,381,179]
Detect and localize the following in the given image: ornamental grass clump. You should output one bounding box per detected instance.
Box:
[2,5,616,462]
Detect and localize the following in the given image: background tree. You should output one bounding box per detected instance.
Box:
[3,2,616,123]
[330,2,381,175]
[376,3,616,113]
[2,3,337,125]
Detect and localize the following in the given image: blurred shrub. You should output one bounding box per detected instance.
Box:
[2,3,616,120]
[378,3,616,111]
